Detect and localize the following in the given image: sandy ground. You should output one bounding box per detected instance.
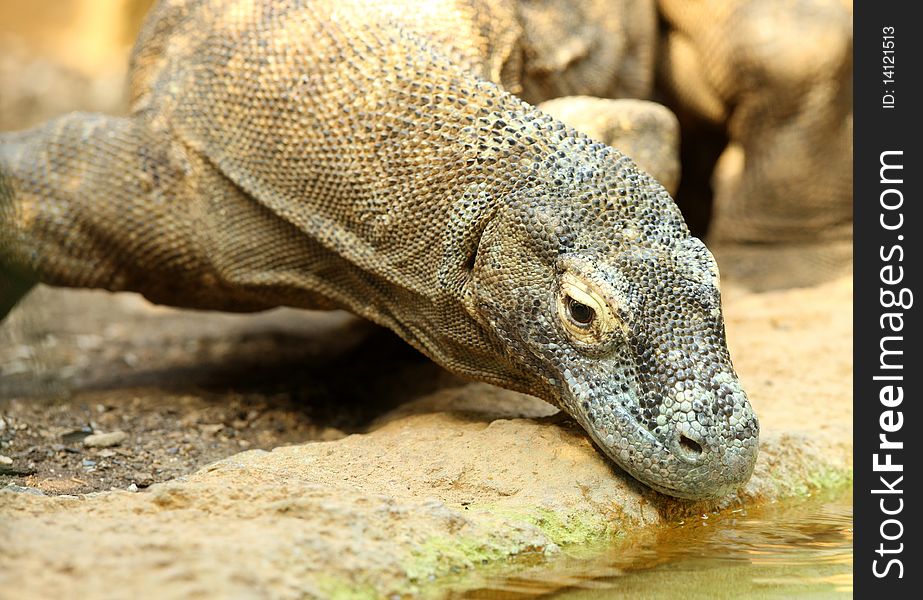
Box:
[0,274,852,599]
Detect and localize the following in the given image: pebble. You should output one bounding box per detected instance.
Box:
[199,423,224,435]
[0,463,36,476]
[0,455,12,465]
[83,431,128,448]
[3,484,45,496]
[319,427,346,441]
[132,472,154,487]
[62,427,93,445]
[127,483,139,492]
[52,443,81,454]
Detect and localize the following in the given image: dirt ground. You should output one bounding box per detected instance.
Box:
[0,288,463,495]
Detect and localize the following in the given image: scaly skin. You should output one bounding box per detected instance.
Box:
[538,97,680,196]
[657,0,853,287]
[0,0,757,499]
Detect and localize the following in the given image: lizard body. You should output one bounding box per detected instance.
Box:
[0,0,757,499]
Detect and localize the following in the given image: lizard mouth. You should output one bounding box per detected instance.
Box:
[649,479,737,500]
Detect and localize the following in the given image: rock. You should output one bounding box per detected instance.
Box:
[2,484,45,496]
[61,427,93,445]
[51,444,81,454]
[83,431,128,448]
[131,472,155,488]
[198,424,224,435]
[317,427,347,441]
[0,454,12,465]
[0,463,35,476]
[0,411,849,598]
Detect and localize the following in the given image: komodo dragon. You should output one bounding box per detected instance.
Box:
[0,0,758,500]
[658,0,853,288]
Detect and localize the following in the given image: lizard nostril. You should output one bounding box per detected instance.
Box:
[678,434,703,457]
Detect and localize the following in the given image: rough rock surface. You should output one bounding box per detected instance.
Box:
[0,275,851,599]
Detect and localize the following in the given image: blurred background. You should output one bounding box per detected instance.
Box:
[0,0,153,130]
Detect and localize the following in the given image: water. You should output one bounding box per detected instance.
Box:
[450,490,852,599]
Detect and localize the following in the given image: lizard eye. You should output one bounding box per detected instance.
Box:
[566,297,596,326]
[556,272,626,347]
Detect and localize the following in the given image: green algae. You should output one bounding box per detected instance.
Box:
[315,575,380,600]
[401,504,623,590]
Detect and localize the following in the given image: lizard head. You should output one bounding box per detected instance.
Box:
[465,128,758,500]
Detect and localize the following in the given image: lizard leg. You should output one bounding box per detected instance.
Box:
[0,112,275,319]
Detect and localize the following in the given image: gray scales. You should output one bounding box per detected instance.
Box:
[0,0,758,499]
